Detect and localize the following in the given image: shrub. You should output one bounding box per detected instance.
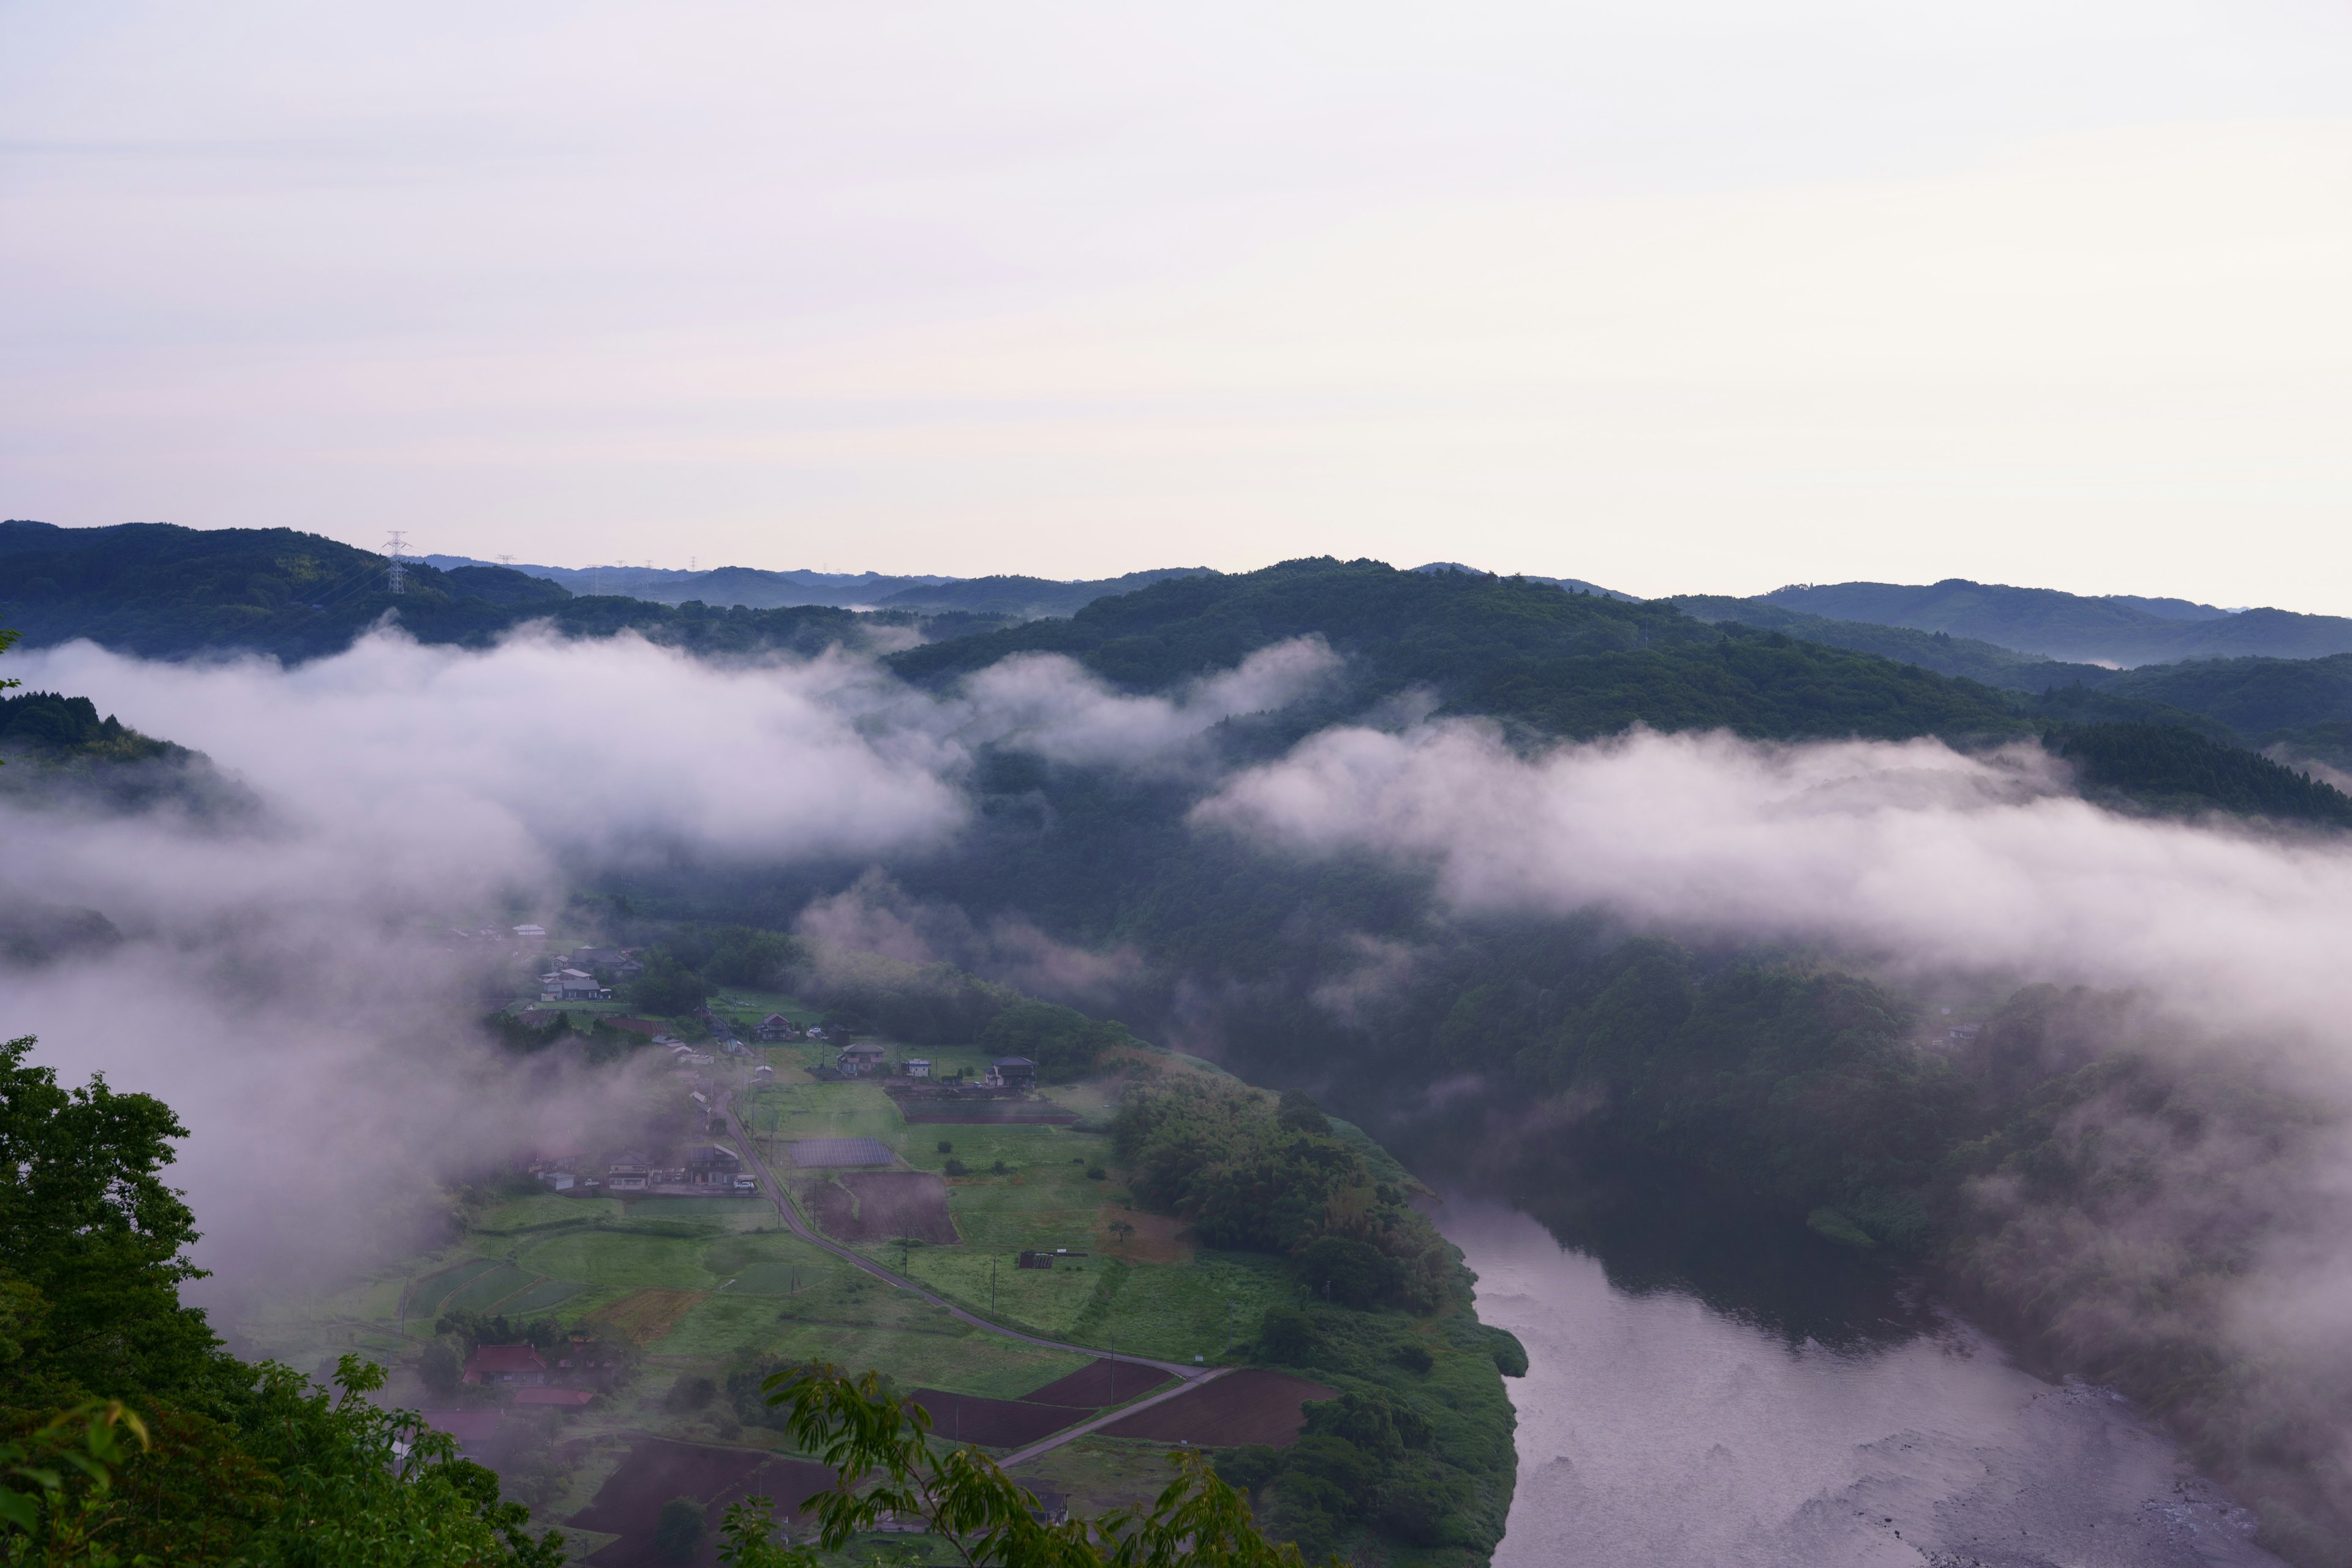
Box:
[990,1159,1009,1175]
[943,1158,968,1177]
[1295,1235,1400,1309]
[418,1339,462,1394]
[654,1494,705,1562]
[1391,1341,1434,1374]
[1086,1165,1106,1180]
[1256,1305,1316,1363]
[1276,1088,1329,1136]
[664,1374,716,1412]
[937,1140,953,1153]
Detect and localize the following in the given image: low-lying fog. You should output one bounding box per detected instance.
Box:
[7,623,2352,1550]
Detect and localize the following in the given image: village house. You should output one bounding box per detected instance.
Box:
[512,924,548,948]
[902,1058,932,1079]
[987,1055,1038,1090]
[685,1145,742,1185]
[837,1042,888,1077]
[538,968,608,1003]
[462,1344,547,1386]
[569,946,644,979]
[606,1152,650,1192]
[754,1012,801,1041]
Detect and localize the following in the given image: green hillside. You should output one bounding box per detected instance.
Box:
[894,558,2028,745]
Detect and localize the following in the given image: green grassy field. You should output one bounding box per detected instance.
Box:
[234,1044,1352,1556]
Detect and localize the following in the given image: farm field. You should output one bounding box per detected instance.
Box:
[234,1039,1377,1566]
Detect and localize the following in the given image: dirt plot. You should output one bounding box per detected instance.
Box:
[897,1104,1078,1125]
[802,1172,960,1245]
[583,1287,707,1345]
[1094,1207,1193,1264]
[908,1390,1085,1449]
[1019,1359,1172,1409]
[785,1136,894,1167]
[1097,1371,1335,1447]
[572,1438,834,1567]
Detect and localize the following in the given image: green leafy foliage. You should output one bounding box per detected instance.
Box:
[1112,1075,1455,1310]
[0,1035,564,1565]
[752,1360,1313,1567]
[980,1000,1136,1082]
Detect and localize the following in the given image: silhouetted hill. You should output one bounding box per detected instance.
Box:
[1755,579,2352,665]
[1670,595,2117,693]
[0,522,982,662]
[874,568,1213,618]
[420,554,960,608]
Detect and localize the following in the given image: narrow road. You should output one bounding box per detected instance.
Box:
[719,1089,1209,1384]
[995,1366,1232,1469]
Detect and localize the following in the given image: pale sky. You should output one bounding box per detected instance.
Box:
[4,2,2351,606]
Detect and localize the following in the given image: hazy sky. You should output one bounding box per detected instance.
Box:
[5,2,2351,604]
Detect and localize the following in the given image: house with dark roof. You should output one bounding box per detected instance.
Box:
[754,1012,801,1041]
[606,1152,650,1191]
[538,968,608,1002]
[988,1055,1037,1089]
[837,1042,888,1076]
[685,1145,742,1186]
[462,1344,547,1386]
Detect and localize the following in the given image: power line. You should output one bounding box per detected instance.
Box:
[383,530,408,596]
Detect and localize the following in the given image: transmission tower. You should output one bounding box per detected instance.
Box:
[383,530,408,595]
[496,553,514,565]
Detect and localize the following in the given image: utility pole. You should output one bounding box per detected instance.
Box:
[1227,1298,1237,1354]
[383,530,407,595]
[990,1254,997,1316]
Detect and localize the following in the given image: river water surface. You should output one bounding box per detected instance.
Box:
[1436,1197,2283,1568]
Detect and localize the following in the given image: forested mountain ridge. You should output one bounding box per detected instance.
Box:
[892,557,2031,745]
[1671,594,2117,693]
[0,521,997,662]
[1755,578,2352,665]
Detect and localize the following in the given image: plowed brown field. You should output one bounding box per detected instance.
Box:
[1096,1371,1335,1447]
[572,1438,833,1566]
[802,1172,959,1244]
[1019,1358,1172,1409]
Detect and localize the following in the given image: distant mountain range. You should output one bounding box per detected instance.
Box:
[421,554,1212,617]
[1748,578,2352,665]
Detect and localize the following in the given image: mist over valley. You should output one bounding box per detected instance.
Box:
[9,542,2352,1563]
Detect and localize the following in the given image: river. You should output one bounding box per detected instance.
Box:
[1435,1196,2283,1567]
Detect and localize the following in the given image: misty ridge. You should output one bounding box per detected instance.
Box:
[13,564,2352,1560]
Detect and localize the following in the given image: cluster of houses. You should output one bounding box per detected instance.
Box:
[529,1142,755,1195]
[825,1044,1038,1090]
[535,946,647,1003]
